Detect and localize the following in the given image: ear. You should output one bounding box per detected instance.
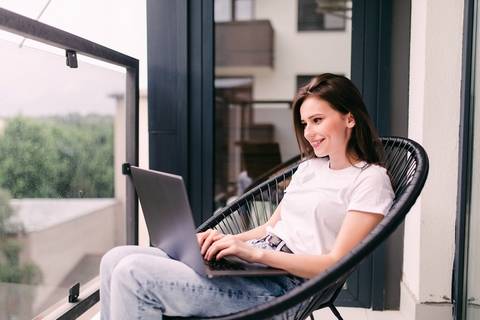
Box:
[346,112,356,128]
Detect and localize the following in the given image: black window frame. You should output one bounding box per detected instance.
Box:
[453,0,475,318]
[0,8,139,319]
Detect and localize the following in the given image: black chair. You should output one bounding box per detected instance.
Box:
[242,154,302,194]
[166,136,429,320]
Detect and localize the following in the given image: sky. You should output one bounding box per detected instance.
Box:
[0,38,124,117]
[0,0,148,89]
[0,0,148,117]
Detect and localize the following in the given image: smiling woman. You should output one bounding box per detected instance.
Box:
[99,73,394,319]
[292,74,383,167]
[299,97,356,168]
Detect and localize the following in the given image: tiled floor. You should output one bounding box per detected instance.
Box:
[91,307,406,320]
[312,307,406,320]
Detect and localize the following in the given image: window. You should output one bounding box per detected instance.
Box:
[296,74,318,91]
[298,0,347,31]
[214,0,254,22]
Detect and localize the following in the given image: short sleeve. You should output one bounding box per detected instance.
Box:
[284,160,309,193]
[347,166,394,215]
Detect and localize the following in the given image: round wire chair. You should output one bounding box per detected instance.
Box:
[165,136,429,320]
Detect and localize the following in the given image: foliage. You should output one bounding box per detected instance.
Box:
[0,239,42,284]
[0,189,42,284]
[0,114,114,198]
[0,189,12,237]
[0,114,113,285]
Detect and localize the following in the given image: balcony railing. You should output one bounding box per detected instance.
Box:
[0,8,139,319]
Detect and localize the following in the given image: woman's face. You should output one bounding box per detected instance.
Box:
[300,96,355,165]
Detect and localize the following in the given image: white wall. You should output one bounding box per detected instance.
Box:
[138,93,150,247]
[20,202,120,314]
[216,0,351,100]
[402,0,463,318]
[215,0,351,163]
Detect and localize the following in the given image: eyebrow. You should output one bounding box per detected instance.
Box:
[300,113,325,122]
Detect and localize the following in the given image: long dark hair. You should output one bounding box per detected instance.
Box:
[292,73,384,165]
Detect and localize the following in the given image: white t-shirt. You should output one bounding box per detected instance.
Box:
[268,157,394,255]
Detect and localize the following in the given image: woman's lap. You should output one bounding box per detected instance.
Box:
[101,245,302,320]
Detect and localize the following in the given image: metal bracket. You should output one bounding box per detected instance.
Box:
[68,283,80,303]
[122,162,131,175]
[66,49,78,68]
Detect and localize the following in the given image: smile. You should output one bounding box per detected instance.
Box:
[310,138,325,149]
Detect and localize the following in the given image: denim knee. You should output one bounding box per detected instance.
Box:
[100,246,127,277]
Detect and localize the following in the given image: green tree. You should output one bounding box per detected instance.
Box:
[0,117,59,197]
[0,188,42,284]
[0,114,114,198]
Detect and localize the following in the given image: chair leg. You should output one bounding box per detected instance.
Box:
[329,305,343,320]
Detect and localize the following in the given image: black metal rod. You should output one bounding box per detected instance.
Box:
[0,8,138,68]
[454,0,476,317]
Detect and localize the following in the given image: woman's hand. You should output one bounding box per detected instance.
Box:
[196,229,225,256]
[204,234,262,262]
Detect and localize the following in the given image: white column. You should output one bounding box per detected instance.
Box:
[138,93,150,247]
[402,0,464,318]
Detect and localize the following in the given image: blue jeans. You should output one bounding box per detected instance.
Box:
[100,244,304,320]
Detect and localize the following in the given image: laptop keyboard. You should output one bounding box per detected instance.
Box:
[204,258,246,271]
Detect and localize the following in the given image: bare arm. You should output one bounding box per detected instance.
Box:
[197,205,282,255]
[207,210,384,279]
[233,205,282,241]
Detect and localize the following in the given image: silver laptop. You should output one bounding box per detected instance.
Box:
[130,165,289,278]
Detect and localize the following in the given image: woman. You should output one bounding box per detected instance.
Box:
[100,73,394,319]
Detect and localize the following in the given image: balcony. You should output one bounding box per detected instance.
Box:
[215,20,274,68]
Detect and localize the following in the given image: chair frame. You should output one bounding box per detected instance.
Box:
[165,136,429,320]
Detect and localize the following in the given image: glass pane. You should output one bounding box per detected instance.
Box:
[324,13,346,29]
[0,34,127,318]
[213,0,352,209]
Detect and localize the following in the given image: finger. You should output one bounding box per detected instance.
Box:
[215,247,235,260]
[206,237,238,260]
[201,231,218,255]
[196,232,206,245]
[205,240,229,260]
[197,233,210,247]
[212,233,224,241]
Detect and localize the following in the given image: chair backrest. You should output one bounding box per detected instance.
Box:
[240,141,282,180]
[243,154,302,193]
[195,136,429,320]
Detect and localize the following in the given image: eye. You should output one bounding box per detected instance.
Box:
[313,117,323,124]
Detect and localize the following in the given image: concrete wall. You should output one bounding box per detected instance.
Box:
[401,0,463,318]
[19,202,120,313]
[468,106,480,317]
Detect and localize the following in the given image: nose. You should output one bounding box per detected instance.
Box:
[304,123,314,140]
